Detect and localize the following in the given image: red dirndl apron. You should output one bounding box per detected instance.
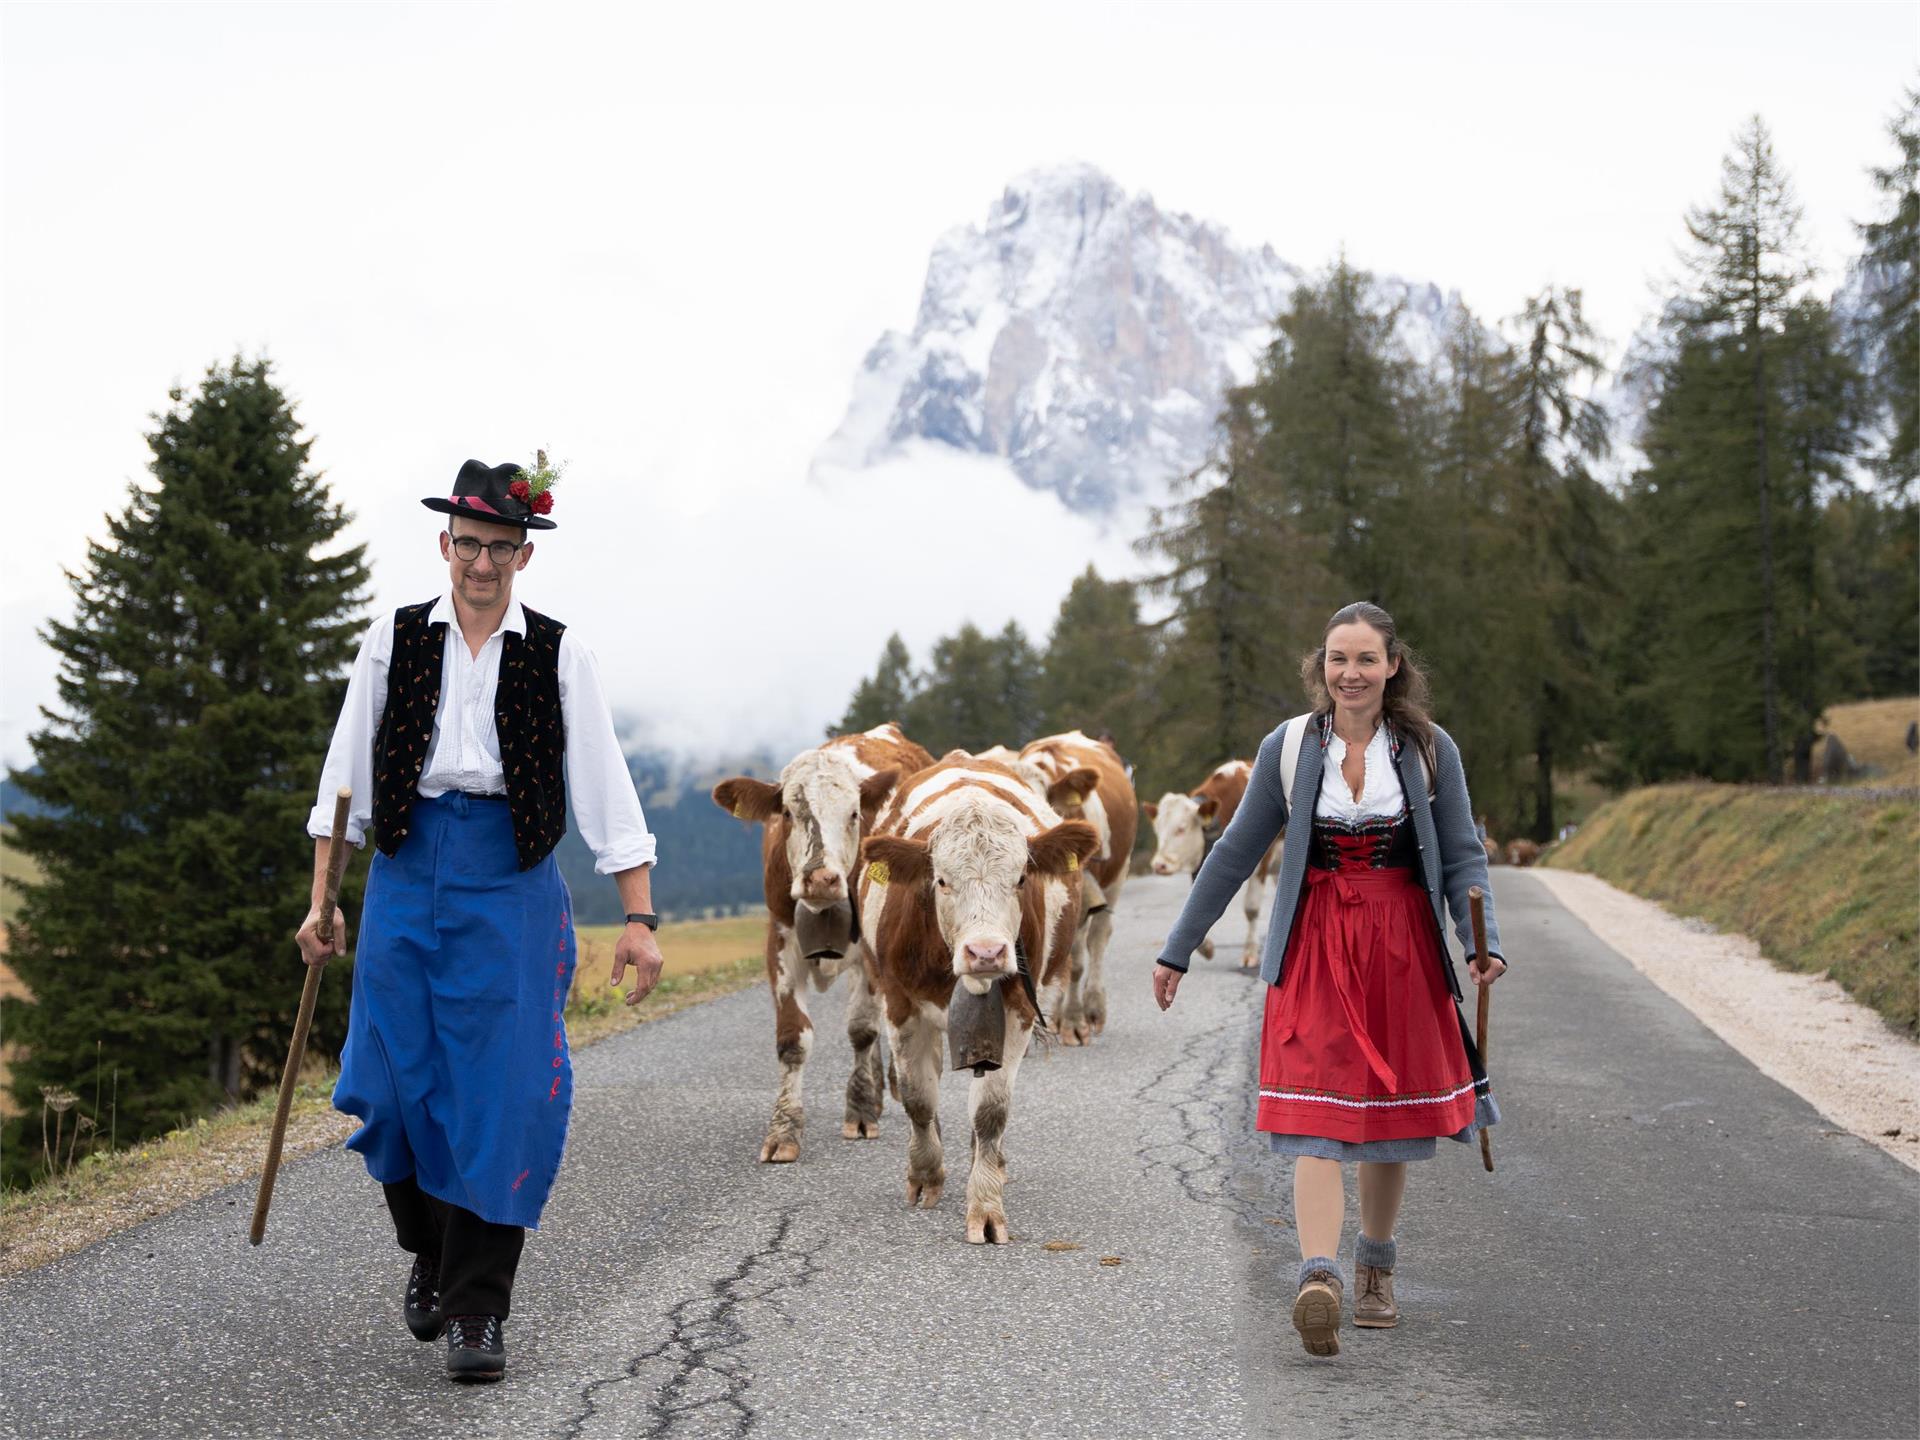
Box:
[1257,817,1479,1145]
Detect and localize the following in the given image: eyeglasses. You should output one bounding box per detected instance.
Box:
[448,533,527,566]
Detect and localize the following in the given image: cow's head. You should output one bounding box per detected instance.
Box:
[1146,791,1216,876]
[864,796,1098,988]
[714,751,900,907]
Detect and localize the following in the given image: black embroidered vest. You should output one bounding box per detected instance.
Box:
[372,600,569,870]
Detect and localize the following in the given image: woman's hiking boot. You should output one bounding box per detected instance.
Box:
[1353,1262,1398,1328]
[1292,1265,1343,1357]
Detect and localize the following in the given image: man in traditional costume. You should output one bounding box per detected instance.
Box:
[297,458,663,1382]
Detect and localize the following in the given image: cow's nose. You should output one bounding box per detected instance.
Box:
[964,941,1008,971]
[803,866,846,900]
[1151,860,1171,875]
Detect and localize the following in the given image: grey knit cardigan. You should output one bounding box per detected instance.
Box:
[1157,715,1503,997]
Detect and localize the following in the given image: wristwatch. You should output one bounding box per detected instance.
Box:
[624,912,659,931]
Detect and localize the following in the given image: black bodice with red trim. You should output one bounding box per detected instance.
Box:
[1307,810,1418,872]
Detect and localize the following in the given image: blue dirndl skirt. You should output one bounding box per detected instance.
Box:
[334,792,577,1229]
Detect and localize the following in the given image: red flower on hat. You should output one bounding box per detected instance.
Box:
[531,490,555,515]
[508,479,532,502]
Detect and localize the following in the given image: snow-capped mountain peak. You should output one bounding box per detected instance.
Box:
[815,164,1303,513]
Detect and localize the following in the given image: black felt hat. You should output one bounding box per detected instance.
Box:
[421,459,557,531]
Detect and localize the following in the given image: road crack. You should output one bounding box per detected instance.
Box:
[556,1206,825,1440]
[1132,998,1270,1225]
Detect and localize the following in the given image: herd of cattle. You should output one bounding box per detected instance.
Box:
[708,721,1533,1246]
[710,723,1267,1246]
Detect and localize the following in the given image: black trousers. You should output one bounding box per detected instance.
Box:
[383,1175,526,1320]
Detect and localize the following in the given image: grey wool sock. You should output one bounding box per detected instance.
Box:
[1297,1255,1342,1290]
[1355,1233,1397,1270]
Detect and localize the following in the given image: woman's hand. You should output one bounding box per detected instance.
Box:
[1152,962,1184,1011]
[1468,953,1507,987]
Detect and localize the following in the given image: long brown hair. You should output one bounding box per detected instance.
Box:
[1298,601,1436,778]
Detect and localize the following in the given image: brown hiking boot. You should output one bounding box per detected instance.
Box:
[1354,1262,1398,1328]
[1292,1268,1343,1357]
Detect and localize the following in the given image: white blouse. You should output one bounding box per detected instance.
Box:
[307,593,657,875]
[1316,723,1405,823]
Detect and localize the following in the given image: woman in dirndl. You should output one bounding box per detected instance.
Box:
[1150,601,1506,1358]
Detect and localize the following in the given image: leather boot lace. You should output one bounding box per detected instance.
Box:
[447,1315,501,1351]
[407,1257,439,1308]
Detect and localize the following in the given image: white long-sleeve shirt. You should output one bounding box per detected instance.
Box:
[307,594,657,875]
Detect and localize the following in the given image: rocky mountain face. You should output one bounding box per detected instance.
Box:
[817,164,1466,515]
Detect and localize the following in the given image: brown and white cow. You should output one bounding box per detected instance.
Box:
[859,753,1098,1244]
[1017,731,1137,1043]
[1144,758,1282,967]
[712,721,934,1164]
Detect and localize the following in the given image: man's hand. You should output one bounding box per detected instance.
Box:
[295,906,347,967]
[1151,962,1184,1012]
[1469,953,1508,988]
[613,922,665,1006]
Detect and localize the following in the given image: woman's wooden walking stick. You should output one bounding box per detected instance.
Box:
[249,787,351,1246]
[1468,885,1494,1174]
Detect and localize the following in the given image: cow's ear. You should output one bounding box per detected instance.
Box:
[858,767,900,822]
[1045,766,1100,811]
[713,777,783,822]
[1142,800,1158,819]
[1027,819,1100,878]
[861,834,930,888]
[1194,796,1220,822]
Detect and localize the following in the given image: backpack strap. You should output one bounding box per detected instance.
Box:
[1277,711,1318,823]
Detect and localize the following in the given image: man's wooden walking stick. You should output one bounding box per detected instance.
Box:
[1468,884,1494,1174]
[249,787,351,1246]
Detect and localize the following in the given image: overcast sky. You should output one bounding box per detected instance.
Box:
[3,1,1913,772]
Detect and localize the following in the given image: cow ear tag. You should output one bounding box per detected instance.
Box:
[733,804,747,819]
[866,861,891,885]
[1066,854,1080,871]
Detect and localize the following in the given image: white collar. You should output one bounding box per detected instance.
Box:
[1325,721,1387,759]
[428,590,526,640]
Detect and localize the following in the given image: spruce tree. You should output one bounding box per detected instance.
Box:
[1506,287,1617,837]
[1039,565,1150,741]
[1623,290,1858,782]
[903,623,1016,755]
[1420,307,1535,832]
[1254,259,1420,604]
[1858,87,1919,496]
[1134,440,1317,789]
[1841,87,1920,701]
[833,632,917,736]
[991,620,1044,745]
[3,358,370,1181]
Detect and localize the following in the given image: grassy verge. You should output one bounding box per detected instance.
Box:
[1547,783,1919,1032]
[0,911,767,1278]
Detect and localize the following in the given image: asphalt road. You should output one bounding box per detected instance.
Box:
[3,872,1916,1439]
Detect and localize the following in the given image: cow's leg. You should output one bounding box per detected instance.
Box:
[892,1008,946,1208]
[1241,872,1265,967]
[842,962,885,1140]
[762,924,812,1164]
[1081,875,1120,1036]
[1057,925,1091,1046]
[966,1002,1032,1244]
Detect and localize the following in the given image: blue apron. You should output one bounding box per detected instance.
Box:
[334,792,576,1229]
